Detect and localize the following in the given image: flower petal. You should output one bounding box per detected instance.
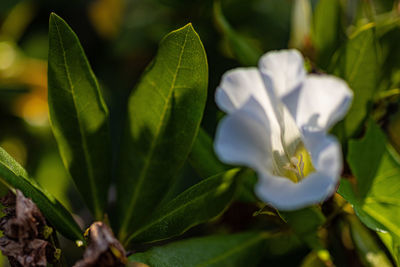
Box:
[258,49,306,98]
[303,129,342,178]
[215,68,268,114]
[255,132,341,210]
[283,75,353,131]
[214,97,272,172]
[215,67,285,161]
[255,172,335,210]
[280,105,304,158]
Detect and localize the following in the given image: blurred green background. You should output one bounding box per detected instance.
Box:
[1,0,400,266]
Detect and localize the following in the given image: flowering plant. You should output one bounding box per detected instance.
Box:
[215,49,353,210]
[0,0,399,266]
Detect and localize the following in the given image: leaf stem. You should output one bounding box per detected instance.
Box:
[375,88,400,101]
[49,228,68,267]
[322,196,351,228]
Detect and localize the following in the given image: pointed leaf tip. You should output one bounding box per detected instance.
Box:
[48,13,111,219]
[49,12,61,23]
[116,23,208,243]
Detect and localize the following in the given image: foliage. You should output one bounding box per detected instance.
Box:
[116,22,208,243]
[48,13,111,220]
[0,0,400,266]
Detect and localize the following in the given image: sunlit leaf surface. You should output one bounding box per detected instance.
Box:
[333,25,379,139]
[48,13,111,220]
[0,147,83,241]
[126,168,243,245]
[117,23,208,243]
[339,121,400,239]
[129,231,270,267]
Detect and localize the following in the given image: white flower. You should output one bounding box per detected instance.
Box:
[214,49,353,210]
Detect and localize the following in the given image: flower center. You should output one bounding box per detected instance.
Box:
[278,143,315,183]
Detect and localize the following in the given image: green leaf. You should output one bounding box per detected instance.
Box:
[348,216,393,267]
[281,207,325,250]
[0,147,83,242]
[339,180,387,232]
[333,24,379,139]
[213,1,262,66]
[378,232,400,266]
[312,0,341,68]
[117,23,208,242]
[236,171,258,203]
[375,10,400,37]
[338,121,400,238]
[188,127,229,179]
[188,129,257,203]
[129,231,270,267]
[47,13,110,220]
[125,168,243,245]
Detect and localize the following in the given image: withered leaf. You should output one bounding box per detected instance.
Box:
[0,190,56,267]
[74,221,127,267]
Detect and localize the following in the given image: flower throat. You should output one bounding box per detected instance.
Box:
[279,143,315,183]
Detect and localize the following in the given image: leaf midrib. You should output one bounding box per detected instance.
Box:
[347,32,372,86]
[195,234,265,267]
[364,205,400,237]
[53,19,101,219]
[0,157,82,240]
[119,26,190,240]
[125,175,233,244]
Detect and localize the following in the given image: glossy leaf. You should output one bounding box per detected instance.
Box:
[338,121,400,238]
[47,13,110,220]
[339,180,387,232]
[0,147,83,242]
[125,168,243,245]
[348,216,392,267]
[117,23,208,242]
[333,24,379,138]
[129,231,270,267]
[378,232,400,266]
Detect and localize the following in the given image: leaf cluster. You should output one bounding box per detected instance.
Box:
[1,0,400,266]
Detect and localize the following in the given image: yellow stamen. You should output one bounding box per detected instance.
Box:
[282,144,315,183]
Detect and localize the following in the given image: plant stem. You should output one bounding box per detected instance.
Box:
[49,228,68,267]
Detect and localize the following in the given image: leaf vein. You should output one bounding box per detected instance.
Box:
[0,155,82,240]
[120,26,190,240]
[53,19,101,218]
[126,178,228,243]
[196,234,264,266]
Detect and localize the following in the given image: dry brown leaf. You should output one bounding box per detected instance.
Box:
[73,221,127,267]
[0,190,56,267]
